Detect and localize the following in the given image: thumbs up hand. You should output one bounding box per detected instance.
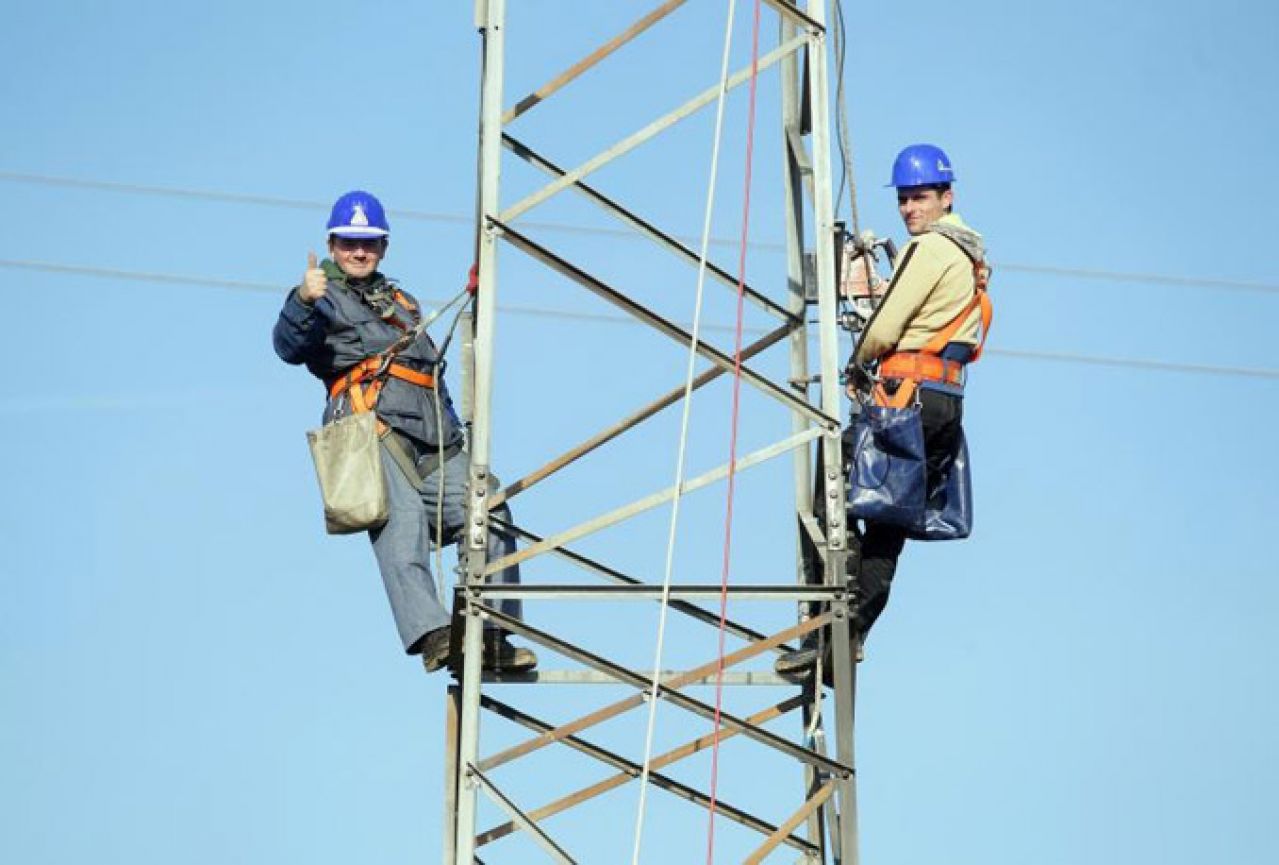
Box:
[299,251,327,305]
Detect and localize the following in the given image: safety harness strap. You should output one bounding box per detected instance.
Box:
[385,290,419,332]
[327,357,438,436]
[871,378,921,410]
[919,262,993,360]
[873,257,993,408]
[381,430,463,492]
[328,359,436,401]
[879,353,965,386]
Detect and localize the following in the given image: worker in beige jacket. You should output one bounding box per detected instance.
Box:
[850,143,987,638]
[778,143,988,679]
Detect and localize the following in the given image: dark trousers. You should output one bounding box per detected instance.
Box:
[853,388,964,638]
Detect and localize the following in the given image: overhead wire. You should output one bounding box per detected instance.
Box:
[0,170,468,225]
[830,0,878,381]
[4,170,1278,294]
[1,257,283,293]
[832,0,858,233]
[987,348,1279,380]
[3,257,1278,381]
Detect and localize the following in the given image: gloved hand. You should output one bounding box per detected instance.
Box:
[845,361,874,395]
[299,250,327,305]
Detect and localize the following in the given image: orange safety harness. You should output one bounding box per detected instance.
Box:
[872,257,994,409]
[328,359,436,413]
[326,290,438,429]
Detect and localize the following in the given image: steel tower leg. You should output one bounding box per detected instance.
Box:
[797,2,860,862]
[454,1,508,863]
[779,12,827,864]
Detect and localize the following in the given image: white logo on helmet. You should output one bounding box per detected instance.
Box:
[350,204,370,227]
[937,159,953,174]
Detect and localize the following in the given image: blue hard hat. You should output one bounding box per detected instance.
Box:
[889,144,956,188]
[327,190,390,237]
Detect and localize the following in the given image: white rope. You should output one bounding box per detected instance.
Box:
[429,292,475,608]
[433,377,447,604]
[390,286,472,607]
[629,2,740,862]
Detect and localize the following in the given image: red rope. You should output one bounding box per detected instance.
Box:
[705,1,763,861]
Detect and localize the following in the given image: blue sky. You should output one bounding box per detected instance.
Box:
[2,1,1278,863]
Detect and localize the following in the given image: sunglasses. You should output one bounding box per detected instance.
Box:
[332,236,386,252]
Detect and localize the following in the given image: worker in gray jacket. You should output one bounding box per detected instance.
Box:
[274,190,536,674]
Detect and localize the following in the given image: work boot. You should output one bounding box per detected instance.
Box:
[774,640,823,679]
[481,630,538,673]
[419,627,453,674]
[774,638,863,686]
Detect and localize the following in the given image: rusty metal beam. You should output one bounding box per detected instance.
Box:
[503,134,798,324]
[495,220,837,427]
[489,517,799,652]
[476,694,814,854]
[476,613,833,773]
[474,609,847,777]
[742,781,836,865]
[491,319,795,508]
[502,0,689,124]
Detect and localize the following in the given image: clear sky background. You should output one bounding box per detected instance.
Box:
[3,1,1277,863]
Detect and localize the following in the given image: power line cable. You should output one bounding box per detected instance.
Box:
[4,169,1278,294]
[993,262,1279,293]
[2,257,282,293]
[0,170,468,224]
[989,348,1279,380]
[3,257,1277,380]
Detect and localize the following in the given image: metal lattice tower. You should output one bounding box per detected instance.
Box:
[448,2,858,861]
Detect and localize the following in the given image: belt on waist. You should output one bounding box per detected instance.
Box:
[879,351,965,387]
[328,359,435,402]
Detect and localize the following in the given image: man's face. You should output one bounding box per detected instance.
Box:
[328,235,387,279]
[897,187,952,236]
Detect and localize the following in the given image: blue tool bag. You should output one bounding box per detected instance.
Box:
[910,428,972,541]
[847,405,972,541]
[848,403,927,529]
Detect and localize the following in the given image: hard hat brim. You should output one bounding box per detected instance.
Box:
[887,180,957,189]
[329,227,389,238]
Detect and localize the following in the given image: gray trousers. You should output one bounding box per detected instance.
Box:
[369,441,522,652]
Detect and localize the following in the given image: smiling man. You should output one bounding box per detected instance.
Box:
[853,144,985,367]
[777,144,990,681]
[273,190,537,675]
[844,143,988,641]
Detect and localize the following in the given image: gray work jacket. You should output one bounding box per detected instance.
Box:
[273,263,463,448]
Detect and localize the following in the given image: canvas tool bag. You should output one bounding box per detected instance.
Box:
[307,410,388,535]
[846,383,973,541]
[304,288,428,536]
[847,389,928,531]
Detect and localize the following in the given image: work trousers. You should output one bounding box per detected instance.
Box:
[853,388,964,638]
[369,440,522,653]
